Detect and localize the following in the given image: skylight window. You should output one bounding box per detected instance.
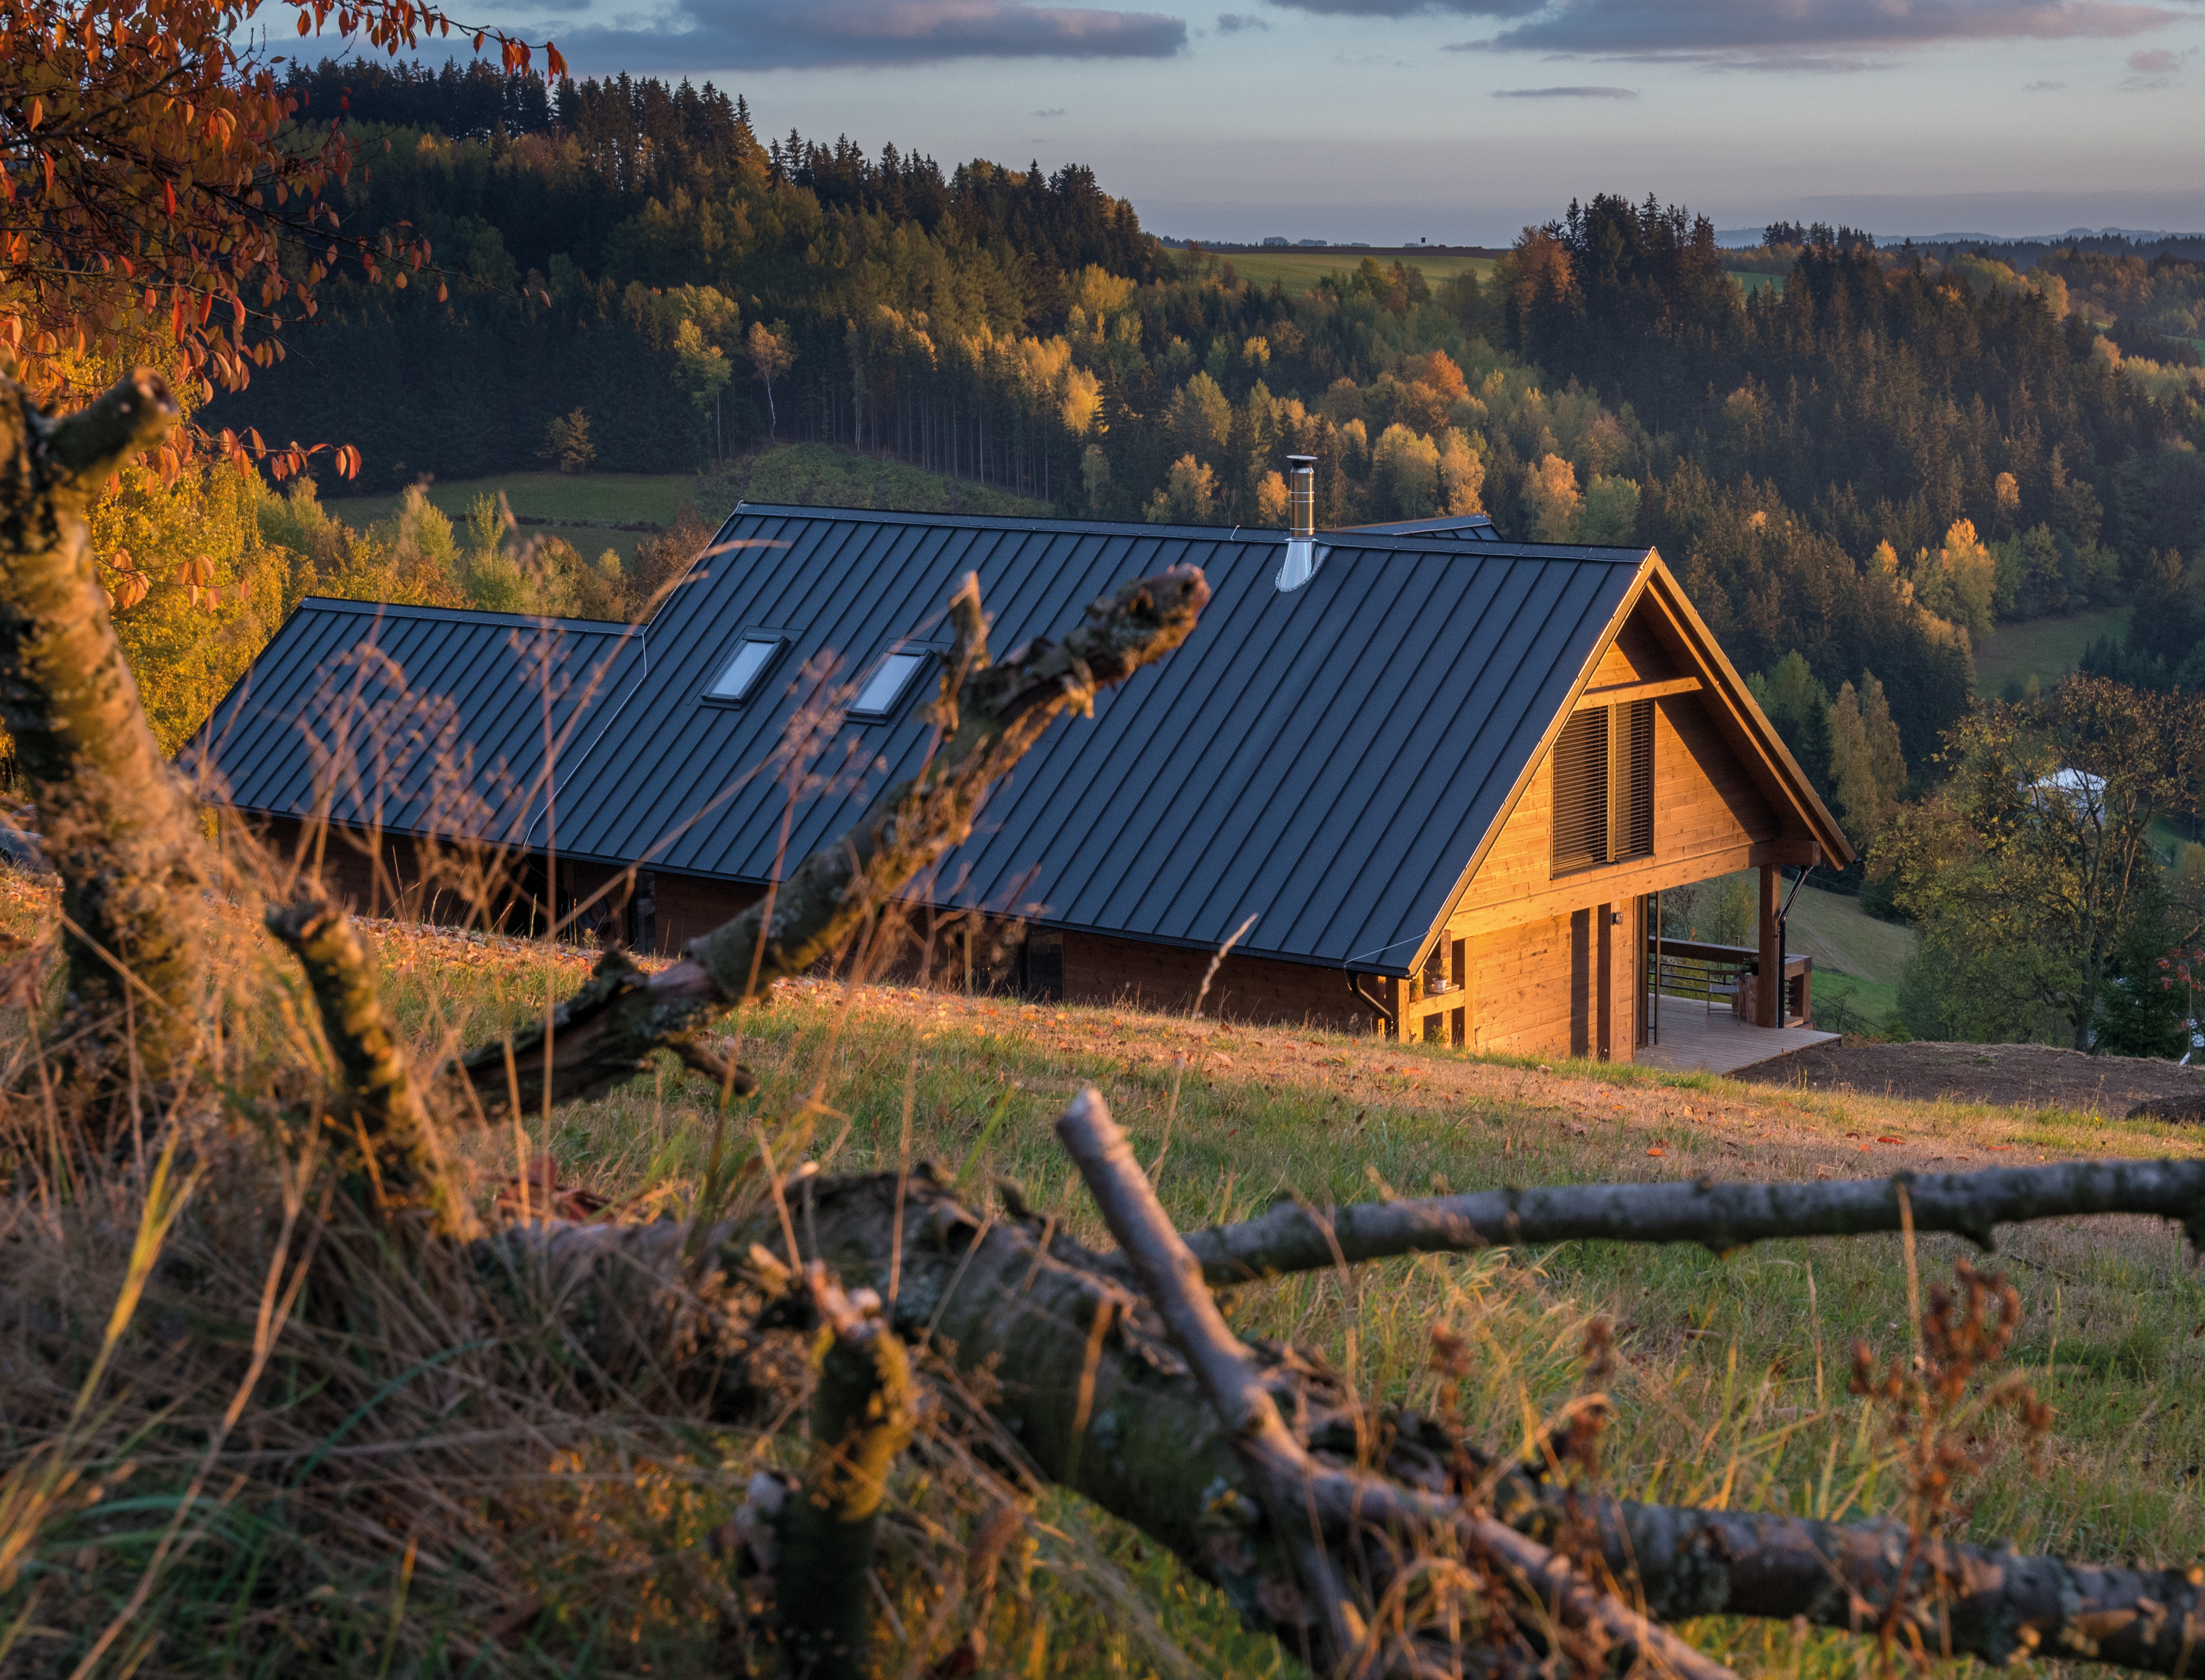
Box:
[849,651,930,721]
[705,634,784,703]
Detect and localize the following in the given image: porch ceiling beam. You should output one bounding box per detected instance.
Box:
[1576,673,1703,705]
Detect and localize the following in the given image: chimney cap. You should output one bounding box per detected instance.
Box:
[1285,453,1318,469]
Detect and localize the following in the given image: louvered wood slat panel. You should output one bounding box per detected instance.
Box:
[1551,707,1607,873]
[1614,698,1655,860]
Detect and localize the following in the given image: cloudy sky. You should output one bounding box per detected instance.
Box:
[475,0,2205,243]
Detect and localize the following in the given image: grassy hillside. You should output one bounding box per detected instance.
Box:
[16,840,2203,1676]
[375,919,2205,1671]
[1975,607,2128,698]
[322,446,1053,565]
[326,471,705,563]
[1786,884,1916,1030]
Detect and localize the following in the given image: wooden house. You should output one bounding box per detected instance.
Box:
[190,502,1850,1062]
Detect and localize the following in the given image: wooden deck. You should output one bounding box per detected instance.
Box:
[1637,994,1839,1076]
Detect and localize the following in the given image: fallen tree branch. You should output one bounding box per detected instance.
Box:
[450,565,1210,1117]
[265,895,474,1237]
[1148,1157,2205,1285]
[1055,1085,1737,1680]
[481,1154,2205,1679]
[1586,1500,2205,1671]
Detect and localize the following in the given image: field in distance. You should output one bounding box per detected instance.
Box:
[326,471,705,564]
[1218,248,1493,295]
[1974,606,2129,698]
[323,446,1052,563]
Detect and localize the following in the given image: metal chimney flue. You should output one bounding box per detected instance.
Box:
[1276,453,1320,591]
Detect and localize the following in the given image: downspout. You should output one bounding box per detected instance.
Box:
[1776,855,1817,1027]
[1346,969,1397,1037]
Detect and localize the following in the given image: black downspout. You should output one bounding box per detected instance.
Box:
[1347,969,1397,1037]
[1777,862,1815,1027]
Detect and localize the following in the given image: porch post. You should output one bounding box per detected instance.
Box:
[1756,864,1782,1027]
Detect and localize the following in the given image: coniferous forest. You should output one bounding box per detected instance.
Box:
[215,60,2205,779]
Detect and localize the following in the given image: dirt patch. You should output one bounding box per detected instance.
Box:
[1735,1039,2205,1118]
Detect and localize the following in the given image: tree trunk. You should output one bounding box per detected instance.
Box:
[0,369,202,1097]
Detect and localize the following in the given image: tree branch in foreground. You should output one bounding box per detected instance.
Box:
[1056,1086,1737,1680]
[451,564,1210,1117]
[484,1146,2205,1679]
[1142,1157,2205,1286]
[777,1264,917,1680]
[265,896,474,1238]
[0,368,204,1089]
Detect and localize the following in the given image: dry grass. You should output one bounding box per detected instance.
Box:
[6,856,2205,1677]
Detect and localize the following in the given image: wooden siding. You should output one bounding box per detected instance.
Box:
[1463,911,1577,1057]
[1449,690,1780,941]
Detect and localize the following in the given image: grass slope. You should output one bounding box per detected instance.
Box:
[323,446,1051,565]
[378,904,2205,1673]
[1785,885,1916,1030]
[326,471,707,563]
[1975,607,2129,698]
[15,854,2205,1675]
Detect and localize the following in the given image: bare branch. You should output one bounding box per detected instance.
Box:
[1593,1500,2205,1673]
[1150,1157,2205,1285]
[481,1159,2205,1680]
[265,896,474,1237]
[450,564,1210,1117]
[1055,1086,1737,1680]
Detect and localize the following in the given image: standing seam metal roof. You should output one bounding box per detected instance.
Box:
[189,512,1648,974]
[185,599,644,846]
[535,506,1646,975]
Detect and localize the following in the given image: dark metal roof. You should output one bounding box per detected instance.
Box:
[184,598,644,846]
[534,507,1646,975]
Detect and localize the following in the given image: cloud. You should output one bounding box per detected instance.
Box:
[2122,42,2191,81]
[1033,105,1068,113]
[547,1,1189,70]
[1491,82,1638,95]
[2025,76,2069,86]
[1274,0,2200,67]
[1216,9,1268,26]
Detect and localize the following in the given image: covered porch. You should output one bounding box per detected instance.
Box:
[1637,993,1839,1075]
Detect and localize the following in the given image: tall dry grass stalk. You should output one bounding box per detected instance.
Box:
[0,606,1203,1676]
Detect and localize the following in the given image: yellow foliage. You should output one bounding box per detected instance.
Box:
[1524,453,1582,543]
[1067,264,1136,326]
[1909,518,1996,642]
[1145,455,1217,524]
[1060,366,1103,438]
[1372,424,1441,519]
[1437,430,1484,517]
[96,460,293,756]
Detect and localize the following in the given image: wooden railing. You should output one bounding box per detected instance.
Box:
[1646,938,1812,1029]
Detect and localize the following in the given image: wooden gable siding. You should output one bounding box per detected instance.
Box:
[1450,691,1777,941]
[1585,613,1676,688]
[1445,588,1781,945]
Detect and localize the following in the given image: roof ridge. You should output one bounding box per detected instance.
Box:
[291,596,643,634]
[728,505,1648,561]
